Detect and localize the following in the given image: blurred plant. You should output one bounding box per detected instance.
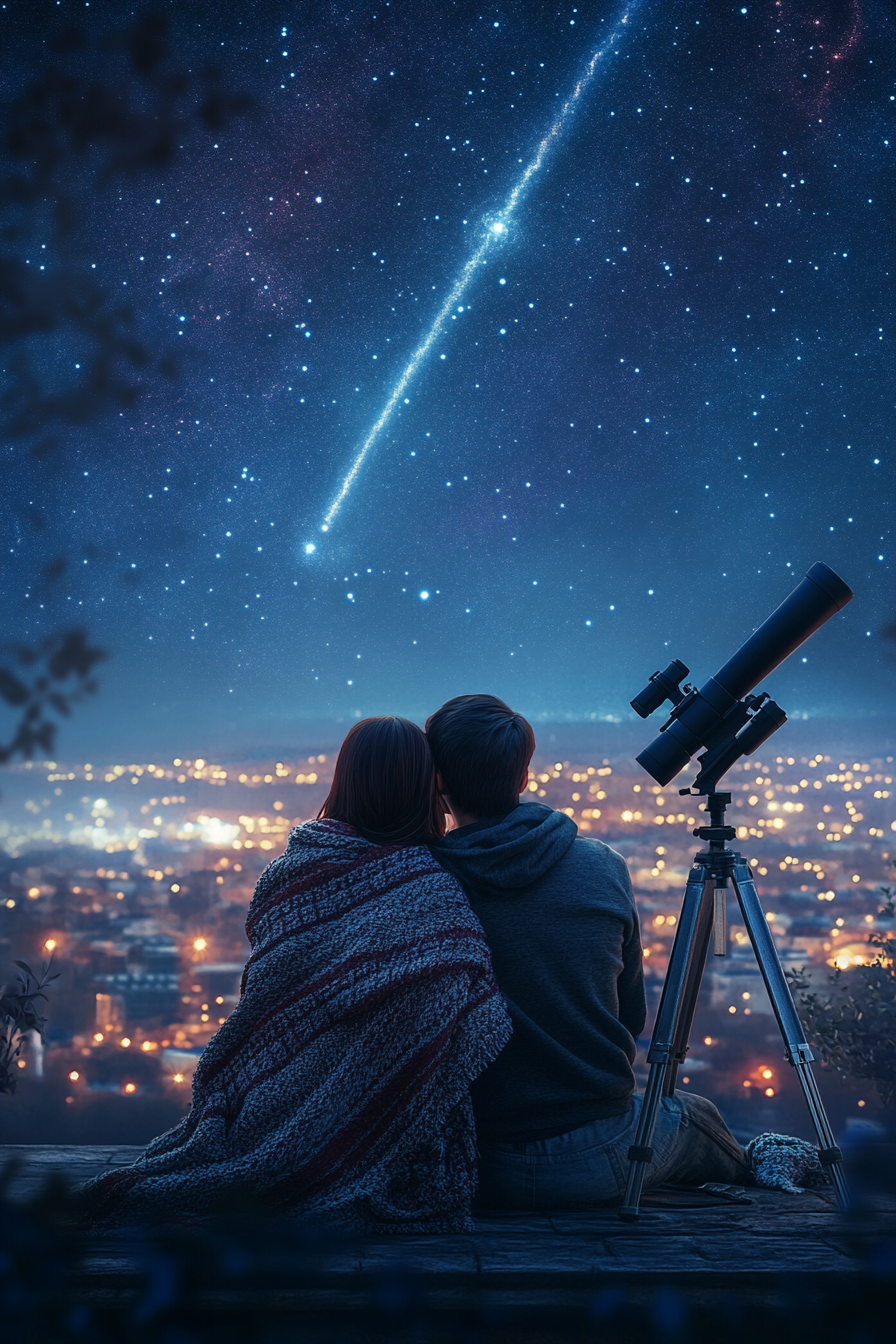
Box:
[1,10,251,763]
[0,628,106,763]
[2,11,252,457]
[0,957,58,1095]
[789,888,896,1110]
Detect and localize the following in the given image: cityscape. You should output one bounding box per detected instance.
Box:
[1,737,893,1146]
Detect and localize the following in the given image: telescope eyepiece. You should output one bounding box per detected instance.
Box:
[631,659,689,719]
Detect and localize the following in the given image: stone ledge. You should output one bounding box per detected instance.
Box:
[2,1143,891,1304]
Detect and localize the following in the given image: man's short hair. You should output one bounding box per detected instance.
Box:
[425,694,535,819]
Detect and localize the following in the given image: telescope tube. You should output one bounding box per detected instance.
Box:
[637,562,853,786]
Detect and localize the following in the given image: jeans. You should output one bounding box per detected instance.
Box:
[475,1092,750,1210]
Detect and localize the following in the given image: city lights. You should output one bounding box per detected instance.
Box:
[2,745,891,1130]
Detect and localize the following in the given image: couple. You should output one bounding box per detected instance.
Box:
[83,695,748,1231]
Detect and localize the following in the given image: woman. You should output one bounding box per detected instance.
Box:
[80,718,511,1231]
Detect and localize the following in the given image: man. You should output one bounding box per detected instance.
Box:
[426,693,749,1209]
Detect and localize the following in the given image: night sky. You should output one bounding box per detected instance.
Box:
[4,0,893,760]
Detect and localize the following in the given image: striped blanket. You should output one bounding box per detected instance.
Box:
[78,820,512,1231]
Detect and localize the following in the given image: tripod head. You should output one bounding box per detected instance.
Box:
[630,562,853,798]
[682,689,786,799]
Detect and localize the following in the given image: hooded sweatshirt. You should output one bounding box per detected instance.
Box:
[430,802,645,1143]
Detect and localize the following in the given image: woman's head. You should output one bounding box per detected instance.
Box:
[318,717,446,846]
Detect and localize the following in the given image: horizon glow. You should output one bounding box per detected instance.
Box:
[315,6,638,538]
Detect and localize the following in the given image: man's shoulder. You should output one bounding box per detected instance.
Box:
[569,832,626,862]
[554,832,631,884]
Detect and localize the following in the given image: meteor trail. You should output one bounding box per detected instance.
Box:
[314,7,637,540]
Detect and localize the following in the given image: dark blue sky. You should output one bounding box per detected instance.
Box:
[4,0,893,758]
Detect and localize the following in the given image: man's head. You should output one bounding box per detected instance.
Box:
[425,694,535,822]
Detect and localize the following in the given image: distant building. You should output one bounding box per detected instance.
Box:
[191,963,244,1000]
[92,935,181,1025]
[137,936,180,977]
[95,992,124,1032]
[161,1046,203,1082]
[93,970,180,1025]
[708,950,771,1016]
[169,870,221,918]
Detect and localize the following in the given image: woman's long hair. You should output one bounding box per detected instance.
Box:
[318,717,446,846]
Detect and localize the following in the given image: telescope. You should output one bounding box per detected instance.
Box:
[631,562,853,793]
[620,561,854,1223]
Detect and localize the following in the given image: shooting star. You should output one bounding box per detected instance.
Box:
[311,6,637,545]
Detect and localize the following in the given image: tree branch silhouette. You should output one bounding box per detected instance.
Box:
[1,10,251,762]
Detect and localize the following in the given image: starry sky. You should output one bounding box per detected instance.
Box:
[3,0,893,760]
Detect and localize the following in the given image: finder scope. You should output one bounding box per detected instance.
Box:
[632,562,853,789]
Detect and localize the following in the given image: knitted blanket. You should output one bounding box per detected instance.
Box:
[746,1132,829,1195]
[78,820,512,1231]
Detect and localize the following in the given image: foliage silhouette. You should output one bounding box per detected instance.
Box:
[0,957,59,1095]
[0,628,106,763]
[1,9,251,763]
[790,888,896,1110]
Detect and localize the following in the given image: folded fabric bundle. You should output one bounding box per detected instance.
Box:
[746,1131,829,1194]
[77,820,511,1232]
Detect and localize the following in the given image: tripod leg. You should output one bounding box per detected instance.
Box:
[732,862,849,1211]
[665,876,722,1098]
[620,870,715,1222]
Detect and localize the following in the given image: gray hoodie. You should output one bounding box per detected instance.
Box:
[430,802,645,1143]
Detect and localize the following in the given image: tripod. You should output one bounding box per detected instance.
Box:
[619,788,849,1221]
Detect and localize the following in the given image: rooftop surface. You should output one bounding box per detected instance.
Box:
[2,1143,893,1315]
